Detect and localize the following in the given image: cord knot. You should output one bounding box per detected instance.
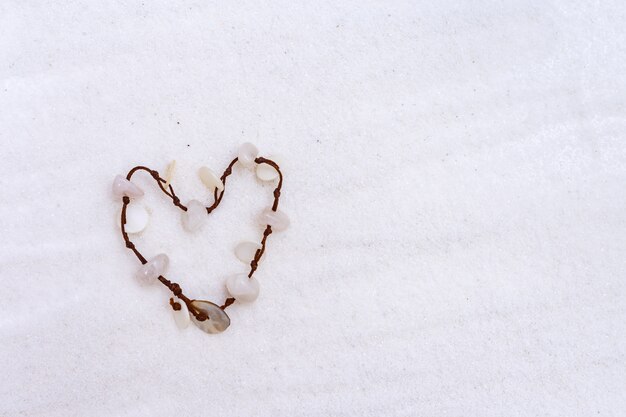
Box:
[125,241,135,249]
[170,283,182,296]
[169,298,182,311]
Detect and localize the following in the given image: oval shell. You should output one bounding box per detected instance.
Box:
[198,166,224,192]
[234,241,262,263]
[189,300,230,334]
[172,297,190,329]
[255,156,281,181]
[124,204,149,234]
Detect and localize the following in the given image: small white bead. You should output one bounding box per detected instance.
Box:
[256,156,281,182]
[136,253,169,285]
[234,241,262,263]
[181,200,206,232]
[238,142,258,168]
[258,207,290,232]
[112,175,144,198]
[172,297,190,329]
[226,273,260,303]
[198,166,224,192]
[124,204,149,234]
[190,300,231,334]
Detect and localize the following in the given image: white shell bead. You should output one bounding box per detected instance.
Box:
[226,273,260,303]
[182,199,206,232]
[172,297,190,329]
[136,253,169,285]
[258,208,290,232]
[190,300,230,334]
[256,156,281,182]
[234,241,262,263]
[198,166,224,192]
[112,175,144,198]
[124,204,149,234]
[238,142,258,168]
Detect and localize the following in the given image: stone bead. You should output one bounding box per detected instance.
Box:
[198,166,224,192]
[172,297,190,329]
[190,300,230,334]
[112,175,144,198]
[181,199,206,232]
[258,208,290,232]
[136,253,169,285]
[237,142,258,168]
[226,273,260,303]
[256,156,281,182]
[124,205,149,234]
[234,241,262,263]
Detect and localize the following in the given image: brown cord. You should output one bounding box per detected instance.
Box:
[120,157,283,321]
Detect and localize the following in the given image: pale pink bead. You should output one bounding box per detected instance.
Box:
[181,200,206,232]
[237,142,258,168]
[112,175,144,198]
[258,208,290,232]
[136,253,169,285]
[226,273,260,302]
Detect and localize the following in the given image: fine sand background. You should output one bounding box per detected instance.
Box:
[1,1,625,416]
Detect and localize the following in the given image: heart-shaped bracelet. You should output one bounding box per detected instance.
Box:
[114,143,288,334]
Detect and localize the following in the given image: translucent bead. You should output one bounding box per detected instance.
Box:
[190,300,231,334]
[258,208,290,232]
[256,156,281,182]
[112,175,144,198]
[171,297,190,329]
[198,166,224,192]
[136,253,169,285]
[124,205,149,234]
[226,273,260,303]
[237,142,258,168]
[234,241,262,263]
[181,200,206,232]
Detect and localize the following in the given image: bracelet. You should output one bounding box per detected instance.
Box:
[114,143,288,334]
